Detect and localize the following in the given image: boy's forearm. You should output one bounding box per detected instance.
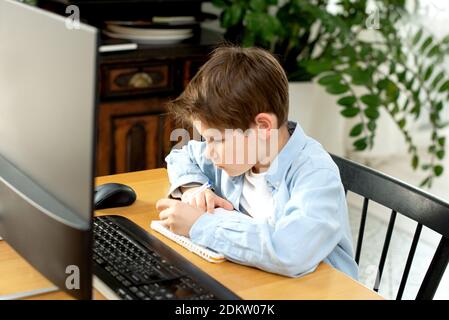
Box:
[165,140,216,196]
[189,208,341,278]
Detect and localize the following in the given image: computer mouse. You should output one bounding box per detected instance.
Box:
[94,183,137,210]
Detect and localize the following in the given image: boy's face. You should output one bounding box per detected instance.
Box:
[192,119,277,176]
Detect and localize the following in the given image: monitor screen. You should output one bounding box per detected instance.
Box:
[0,0,98,299]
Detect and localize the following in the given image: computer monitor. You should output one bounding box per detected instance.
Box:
[0,0,98,299]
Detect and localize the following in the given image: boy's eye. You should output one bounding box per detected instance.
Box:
[205,137,224,144]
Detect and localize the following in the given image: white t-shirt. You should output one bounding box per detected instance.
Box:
[239,169,276,220]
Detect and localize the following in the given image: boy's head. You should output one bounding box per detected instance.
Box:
[168,46,290,176]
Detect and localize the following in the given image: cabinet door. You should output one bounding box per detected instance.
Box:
[96,98,178,176]
[113,114,159,173]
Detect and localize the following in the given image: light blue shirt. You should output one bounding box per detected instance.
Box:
[165,122,359,280]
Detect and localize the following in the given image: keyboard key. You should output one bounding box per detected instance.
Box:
[116,288,127,297]
[165,293,175,299]
[122,279,132,287]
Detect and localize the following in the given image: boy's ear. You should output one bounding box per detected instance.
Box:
[254,113,276,139]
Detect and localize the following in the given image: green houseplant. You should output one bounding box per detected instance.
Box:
[212,0,449,187]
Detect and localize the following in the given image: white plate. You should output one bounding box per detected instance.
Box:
[152,16,196,24]
[107,24,193,37]
[103,30,193,44]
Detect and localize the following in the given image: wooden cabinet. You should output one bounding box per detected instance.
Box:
[95,29,221,176]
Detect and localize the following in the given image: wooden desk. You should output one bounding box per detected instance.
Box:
[0,169,382,300]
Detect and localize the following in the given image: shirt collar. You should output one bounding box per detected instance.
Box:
[264,121,306,189]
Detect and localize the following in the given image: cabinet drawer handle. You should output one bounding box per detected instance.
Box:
[129,72,154,88]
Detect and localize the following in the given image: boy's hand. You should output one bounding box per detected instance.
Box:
[156,198,205,237]
[181,186,234,213]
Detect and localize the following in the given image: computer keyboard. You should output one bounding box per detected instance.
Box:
[93,215,239,300]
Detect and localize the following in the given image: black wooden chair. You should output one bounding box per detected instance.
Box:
[331,154,449,300]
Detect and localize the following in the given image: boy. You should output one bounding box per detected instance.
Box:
[156,46,358,279]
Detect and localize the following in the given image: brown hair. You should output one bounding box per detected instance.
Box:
[167,45,289,130]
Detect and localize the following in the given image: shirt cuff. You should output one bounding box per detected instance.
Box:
[169,182,203,199]
[167,174,209,197]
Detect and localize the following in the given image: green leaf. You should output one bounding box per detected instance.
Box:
[431,71,445,88]
[350,123,364,137]
[389,61,396,74]
[398,118,406,129]
[443,34,449,44]
[397,71,406,82]
[244,11,281,45]
[222,4,244,28]
[437,121,449,129]
[212,0,226,8]
[439,80,449,93]
[420,36,433,53]
[428,44,440,57]
[337,96,357,107]
[391,102,400,116]
[406,78,415,90]
[340,108,360,118]
[424,65,434,81]
[318,73,342,86]
[347,67,371,86]
[367,120,376,132]
[412,29,423,46]
[303,60,333,75]
[386,81,400,102]
[361,94,381,108]
[419,177,431,188]
[341,45,357,61]
[364,107,380,119]
[402,98,410,111]
[249,0,267,11]
[412,155,419,170]
[411,102,421,119]
[325,83,350,94]
[353,138,368,151]
[434,165,444,177]
[438,137,446,147]
[377,78,389,91]
[242,31,256,47]
[436,150,445,160]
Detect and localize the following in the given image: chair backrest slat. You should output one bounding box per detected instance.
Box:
[416,236,449,300]
[374,210,397,292]
[355,197,369,265]
[396,223,422,300]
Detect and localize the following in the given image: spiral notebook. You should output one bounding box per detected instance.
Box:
[150,220,225,263]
